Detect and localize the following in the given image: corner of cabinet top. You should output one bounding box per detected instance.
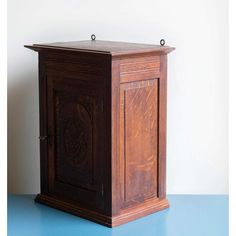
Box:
[24,40,175,57]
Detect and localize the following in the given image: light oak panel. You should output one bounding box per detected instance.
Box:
[120,79,158,208]
[120,56,160,83]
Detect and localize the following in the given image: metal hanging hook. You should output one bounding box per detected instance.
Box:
[160,39,165,46]
[91,34,96,41]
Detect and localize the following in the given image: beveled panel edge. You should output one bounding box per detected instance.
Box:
[111,46,175,57]
[24,44,175,57]
[24,45,111,54]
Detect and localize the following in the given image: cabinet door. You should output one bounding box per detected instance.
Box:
[47,76,104,210]
[119,79,158,208]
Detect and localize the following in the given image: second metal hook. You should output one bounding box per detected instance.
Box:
[91,34,96,41]
[160,39,165,46]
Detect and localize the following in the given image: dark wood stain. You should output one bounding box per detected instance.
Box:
[25,40,175,227]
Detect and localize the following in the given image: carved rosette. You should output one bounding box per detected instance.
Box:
[63,103,92,168]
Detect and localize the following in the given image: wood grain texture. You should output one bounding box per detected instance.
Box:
[119,79,158,208]
[120,56,160,83]
[25,40,174,227]
[38,51,111,213]
[47,74,105,210]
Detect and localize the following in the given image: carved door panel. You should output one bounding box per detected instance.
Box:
[119,79,158,208]
[47,76,104,210]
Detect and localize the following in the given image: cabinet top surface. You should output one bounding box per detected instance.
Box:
[25,40,175,56]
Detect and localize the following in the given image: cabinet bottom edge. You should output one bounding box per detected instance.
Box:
[35,193,169,227]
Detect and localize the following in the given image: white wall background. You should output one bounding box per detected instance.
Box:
[8,0,228,194]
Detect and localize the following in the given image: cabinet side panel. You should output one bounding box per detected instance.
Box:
[120,79,158,208]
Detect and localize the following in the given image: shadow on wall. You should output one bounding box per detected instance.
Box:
[8,68,40,194]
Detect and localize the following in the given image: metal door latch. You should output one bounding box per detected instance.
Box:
[38,136,47,140]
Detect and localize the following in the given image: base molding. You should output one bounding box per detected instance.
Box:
[35,194,169,227]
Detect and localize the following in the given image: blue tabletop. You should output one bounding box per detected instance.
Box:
[8,195,228,236]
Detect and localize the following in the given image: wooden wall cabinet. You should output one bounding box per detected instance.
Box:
[25,40,174,227]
